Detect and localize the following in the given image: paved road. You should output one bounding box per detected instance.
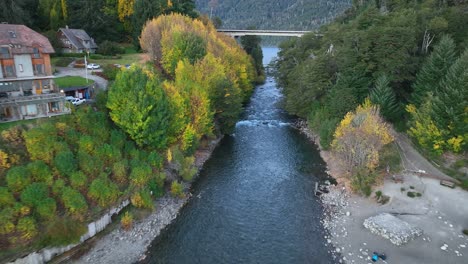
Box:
[55,66,108,90]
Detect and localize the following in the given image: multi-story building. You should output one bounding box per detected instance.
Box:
[0,23,70,122]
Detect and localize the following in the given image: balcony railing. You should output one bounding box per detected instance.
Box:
[0,93,65,105]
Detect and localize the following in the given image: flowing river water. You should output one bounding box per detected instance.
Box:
[141,48,334,263]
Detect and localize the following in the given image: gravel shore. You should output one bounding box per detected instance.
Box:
[71,137,222,264]
[298,120,468,264]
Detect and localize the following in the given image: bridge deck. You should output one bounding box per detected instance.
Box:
[217,29,316,37]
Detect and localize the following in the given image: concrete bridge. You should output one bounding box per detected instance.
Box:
[217,29,314,37]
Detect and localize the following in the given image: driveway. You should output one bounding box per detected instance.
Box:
[55,66,108,91]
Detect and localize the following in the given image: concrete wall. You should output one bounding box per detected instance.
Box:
[9,199,130,264]
[14,55,33,78]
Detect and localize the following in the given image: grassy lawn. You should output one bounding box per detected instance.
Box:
[89,53,145,67]
[55,76,95,87]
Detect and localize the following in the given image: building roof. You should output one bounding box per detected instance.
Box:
[58,28,98,50]
[0,24,55,54]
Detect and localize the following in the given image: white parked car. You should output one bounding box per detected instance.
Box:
[70,98,86,105]
[87,63,100,69]
[65,96,75,101]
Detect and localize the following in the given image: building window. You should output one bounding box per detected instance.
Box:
[48,102,59,112]
[33,48,41,58]
[4,65,15,77]
[0,47,11,59]
[8,31,16,38]
[34,64,44,75]
[18,64,24,72]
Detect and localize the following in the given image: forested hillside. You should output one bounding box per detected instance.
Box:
[276,0,468,193]
[195,0,352,30]
[0,13,256,260]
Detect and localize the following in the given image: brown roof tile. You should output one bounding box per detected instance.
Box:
[0,24,55,54]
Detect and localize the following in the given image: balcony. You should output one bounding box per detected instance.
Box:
[0,93,65,106]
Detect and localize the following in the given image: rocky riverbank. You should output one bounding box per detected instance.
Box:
[71,137,222,264]
[297,120,468,264]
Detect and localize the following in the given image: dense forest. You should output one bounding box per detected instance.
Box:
[195,0,352,30]
[0,11,257,260]
[0,0,198,44]
[276,0,468,193]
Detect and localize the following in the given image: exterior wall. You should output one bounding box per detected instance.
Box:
[0,60,3,78]
[13,54,34,78]
[42,54,52,75]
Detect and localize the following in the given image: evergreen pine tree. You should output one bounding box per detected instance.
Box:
[431,50,468,144]
[370,74,400,121]
[411,35,457,106]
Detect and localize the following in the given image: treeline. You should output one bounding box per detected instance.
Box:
[276,0,467,192]
[195,0,352,30]
[0,0,197,44]
[0,14,256,258]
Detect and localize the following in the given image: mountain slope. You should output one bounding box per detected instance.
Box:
[195,0,352,30]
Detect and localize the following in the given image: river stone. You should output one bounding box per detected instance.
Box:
[363,213,422,246]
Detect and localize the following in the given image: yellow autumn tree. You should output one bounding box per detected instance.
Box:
[332,99,394,173]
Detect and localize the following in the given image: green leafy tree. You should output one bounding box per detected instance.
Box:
[53,151,77,177]
[241,29,264,78]
[411,35,457,106]
[20,182,49,208]
[0,207,15,235]
[370,74,400,121]
[70,171,88,191]
[112,160,129,184]
[61,187,88,220]
[130,162,152,187]
[36,197,57,220]
[17,216,37,241]
[6,166,31,193]
[107,67,173,150]
[0,187,15,208]
[88,175,120,207]
[27,161,53,186]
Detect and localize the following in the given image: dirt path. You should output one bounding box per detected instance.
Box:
[394,132,455,182]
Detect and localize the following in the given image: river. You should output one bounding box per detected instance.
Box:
[141,47,334,264]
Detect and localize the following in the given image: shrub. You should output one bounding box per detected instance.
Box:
[61,187,88,220]
[463,229,468,236]
[375,190,382,200]
[17,217,38,240]
[130,162,152,187]
[0,208,15,235]
[97,41,125,55]
[54,57,74,67]
[112,160,128,184]
[401,187,406,192]
[350,168,376,196]
[181,156,197,182]
[27,160,53,186]
[36,197,57,220]
[121,212,133,231]
[52,179,66,195]
[70,171,88,190]
[102,64,120,81]
[170,181,184,198]
[40,217,87,247]
[6,166,31,193]
[88,175,120,207]
[13,202,30,217]
[78,151,102,177]
[148,172,166,197]
[147,151,163,169]
[54,151,77,177]
[20,182,49,207]
[0,187,15,208]
[130,188,153,209]
[96,144,122,166]
[110,129,126,150]
[407,191,416,198]
[380,195,390,204]
[78,135,95,154]
[409,186,415,189]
